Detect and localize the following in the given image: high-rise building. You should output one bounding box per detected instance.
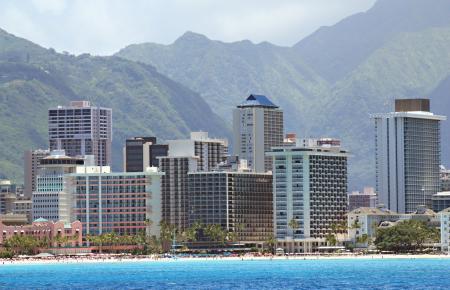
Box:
[348,187,378,211]
[31,150,86,223]
[188,171,273,243]
[24,149,50,198]
[123,137,168,172]
[372,99,446,213]
[432,192,450,212]
[159,156,198,231]
[157,131,227,231]
[233,94,283,172]
[267,142,348,253]
[66,168,163,237]
[168,132,227,172]
[48,101,112,166]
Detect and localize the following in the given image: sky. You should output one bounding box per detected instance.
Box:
[0,0,376,55]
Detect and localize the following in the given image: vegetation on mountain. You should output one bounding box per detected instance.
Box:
[0,29,230,181]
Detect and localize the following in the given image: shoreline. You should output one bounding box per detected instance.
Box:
[2,254,450,266]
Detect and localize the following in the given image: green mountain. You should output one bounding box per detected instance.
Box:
[0,29,230,182]
[294,0,450,83]
[115,0,450,189]
[116,32,331,128]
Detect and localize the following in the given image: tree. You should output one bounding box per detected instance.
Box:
[4,235,42,255]
[288,219,300,237]
[356,234,369,245]
[374,220,439,253]
[265,234,277,254]
[204,224,227,245]
[325,233,337,246]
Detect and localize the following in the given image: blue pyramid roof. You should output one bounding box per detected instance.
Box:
[33,217,48,222]
[237,94,278,108]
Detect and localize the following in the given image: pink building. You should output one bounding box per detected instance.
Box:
[0,218,82,247]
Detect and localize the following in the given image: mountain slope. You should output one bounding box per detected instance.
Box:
[293,0,450,83]
[116,32,331,130]
[0,29,230,181]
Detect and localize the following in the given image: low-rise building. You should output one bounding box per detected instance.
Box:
[432,192,450,212]
[0,218,82,248]
[348,206,437,247]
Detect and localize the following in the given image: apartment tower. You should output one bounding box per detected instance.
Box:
[372,99,446,213]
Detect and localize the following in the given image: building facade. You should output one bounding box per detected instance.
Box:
[168,132,227,172]
[0,219,82,248]
[24,149,50,198]
[123,137,168,172]
[441,166,450,192]
[31,151,85,223]
[372,99,446,213]
[159,156,198,231]
[267,144,348,252]
[48,101,112,166]
[233,94,283,173]
[439,207,450,252]
[348,206,437,247]
[432,192,450,212]
[66,169,163,237]
[348,187,378,211]
[188,171,273,243]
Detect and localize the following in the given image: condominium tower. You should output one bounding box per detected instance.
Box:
[233,94,283,172]
[372,99,446,213]
[267,142,348,253]
[48,101,112,166]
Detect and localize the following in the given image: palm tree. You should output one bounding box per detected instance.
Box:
[288,219,300,237]
[325,233,337,246]
[265,234,276,254]
[144,218,153,236]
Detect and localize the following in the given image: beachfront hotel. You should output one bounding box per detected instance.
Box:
[66,167,163,237]
[233,94,284,173]
[0,218,82,248]
[188,169,273,244]
[372,99,446,213]
[267,139,348,253]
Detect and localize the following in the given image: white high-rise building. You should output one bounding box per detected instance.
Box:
[372,99,446,213]
[267,142,348,253]
[233,94,283,173]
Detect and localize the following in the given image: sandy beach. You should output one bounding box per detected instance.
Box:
[1,253,450,266]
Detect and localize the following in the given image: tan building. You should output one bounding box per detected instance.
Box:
[23,149,50,198]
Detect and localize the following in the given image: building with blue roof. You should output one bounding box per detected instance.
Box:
[233,94,284,172]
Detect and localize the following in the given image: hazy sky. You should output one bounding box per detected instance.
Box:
[0,0,376,55]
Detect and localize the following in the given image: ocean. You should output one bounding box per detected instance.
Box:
[1,258,449,289]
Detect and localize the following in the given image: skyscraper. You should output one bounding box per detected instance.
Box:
[372,99,446,213]
[123,137,168,172]
[48,101,112,166]
[233,94,283,172]
[24,149,50,198]
[267,142,348,253]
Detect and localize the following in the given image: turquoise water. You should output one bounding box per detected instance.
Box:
[1,258,450,289]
